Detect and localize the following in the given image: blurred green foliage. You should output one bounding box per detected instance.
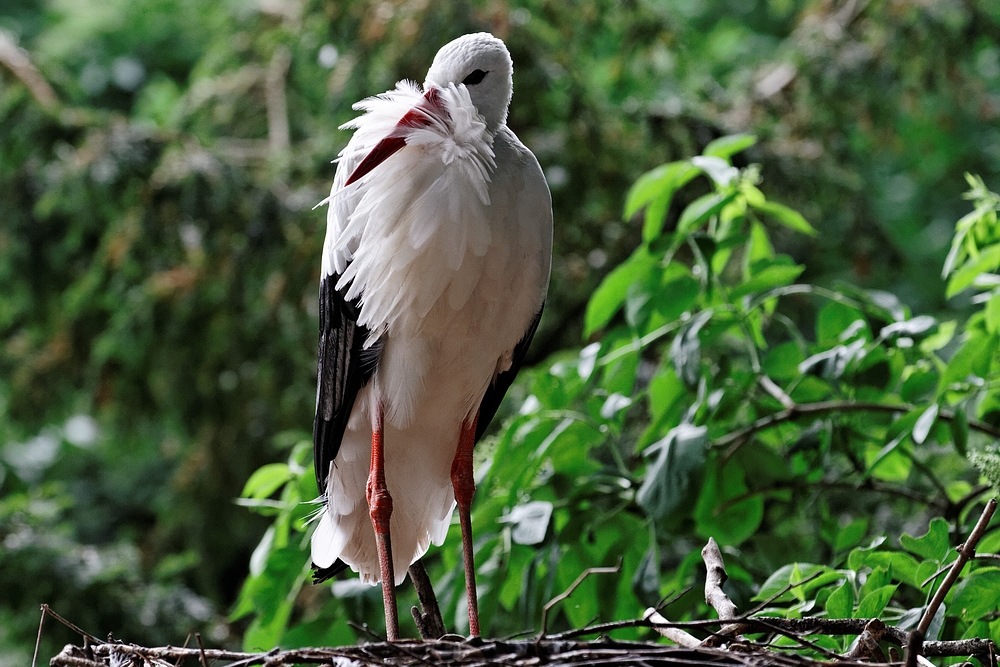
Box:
[2,0,1000,662]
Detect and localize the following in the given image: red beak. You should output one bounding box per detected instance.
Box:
[345,87,448,186]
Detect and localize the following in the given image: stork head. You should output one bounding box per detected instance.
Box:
[425,33,514,133]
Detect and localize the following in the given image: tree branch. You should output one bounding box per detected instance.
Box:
[716,400,1000,453]
[918,499,997,636]
[408,558,446,640]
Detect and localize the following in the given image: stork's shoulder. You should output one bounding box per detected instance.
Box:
[490,126,552,220]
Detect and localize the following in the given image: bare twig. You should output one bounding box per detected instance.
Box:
[38,604,104,645]
[173,634,192,667]
[716,401,1000,453]
[846,619,887,661]
[554,613,996,661]
[702,538,739,620]
[642,608,700,647]
[538,558,622,637]
[759,376,795,409]
[0,31,58,109]
[746,617,845,661]
[920,499,998,632]
[701,538,749,646]
[408,559,446,639]
[745,570,824,615]
[348,620,384,642]
[918,499,997,637]
[905,629,925,667]
[195,633,209,667]
[653,585,693,614]
[31,605,45,667]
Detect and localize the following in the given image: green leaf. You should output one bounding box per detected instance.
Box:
[912,403,939,445]
[652,265,700,322]
[940,331,995,390]
[850,551,921,589]
[670,310,712,387]
[952,569,1000,621]
[986,293,1000,333]
[855,584,897,619]
[632,544,661,606]
[899,518,951,561]
[762,342,805,380]
[702,134,757,158]
[625,164,671,220]
[694,460,764,546]
[754,563,841,603]
[729,262,804,299]
[901,366,939,403]
[647,366,685,422]
[751,200,817,236]
[817,301,867,347]
[946,244,1000,297]
[834,518,870,552]
[624,161,690,219]
[691,155,739,187]
[636,424,707,520]
[677,192,735,236]
[624,161,699,242]
[242,463,292,499]
[583,248,658,336]
[826,579,855,619]
[881,316,938,339]
[950,406,969,455]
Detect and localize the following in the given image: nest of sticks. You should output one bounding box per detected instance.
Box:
[43,501,1000,667]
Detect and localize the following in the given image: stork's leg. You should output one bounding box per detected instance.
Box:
[367,400,399,641]
[450,416,480,637]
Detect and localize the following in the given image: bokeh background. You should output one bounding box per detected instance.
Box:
[2,0,999,662]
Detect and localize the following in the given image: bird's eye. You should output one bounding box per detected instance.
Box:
[462,69,488,86]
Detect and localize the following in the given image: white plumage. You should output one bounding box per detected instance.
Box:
[310,33,552,637]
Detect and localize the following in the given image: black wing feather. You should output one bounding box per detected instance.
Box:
[474,303,544,442]
[312,273,381,582]
[313,273,381,493]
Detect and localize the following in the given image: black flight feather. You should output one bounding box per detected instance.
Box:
[311,273,381,581]
[475,303,544,442]
[313,273,382,518]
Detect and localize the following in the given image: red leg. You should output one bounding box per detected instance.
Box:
[367,400,399,641]
[450,416,480,637]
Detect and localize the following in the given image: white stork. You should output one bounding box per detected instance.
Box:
[310,33,553,640]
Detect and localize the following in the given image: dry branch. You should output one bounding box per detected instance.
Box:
[0,31,58,109]
[538,557,622,637]
[701,537,750,646]
[408,559,446,640]
[51,638,888,667]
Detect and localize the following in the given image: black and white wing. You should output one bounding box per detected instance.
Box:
[474,304,543,442]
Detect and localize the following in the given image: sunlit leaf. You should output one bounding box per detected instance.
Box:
[702,134,757,158]
[751,200,817,236]
[729,262,804,299]
[899,517,951,561]
[584,248,658,336]
[912,403,939,445]
[946,244,1000,297]
[855,584,897,619]
[692,155,739,187]
[753,563,840,603]
[826,578,855,619]
[242,463,292,499]
[677,192,736,236]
